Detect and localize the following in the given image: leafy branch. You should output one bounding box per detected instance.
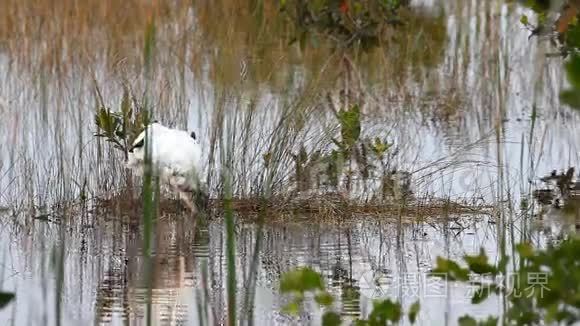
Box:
[93,86,152,159]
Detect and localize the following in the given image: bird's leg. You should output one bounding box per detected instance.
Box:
[179,190,198,217]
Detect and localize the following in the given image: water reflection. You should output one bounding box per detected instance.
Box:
[90,215,198,325]
[1,201,579,325]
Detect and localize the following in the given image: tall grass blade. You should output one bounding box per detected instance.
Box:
[142,125,155,326]
[224,182,236,326]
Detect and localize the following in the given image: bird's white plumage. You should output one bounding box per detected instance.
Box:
[126,122,205,212]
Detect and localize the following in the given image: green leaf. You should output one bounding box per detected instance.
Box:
[520,14,529,26]
[463,248,497,275]
[497,255,509,273]
[93,95,152,154]
[282,300,301,316]
[322,311,342,326]
[0,292,14,309]
[301,269,325,291]
[471,286,492,304]
[560,89,580,109]
[371,137,390,158]
[516,243,535,259]
[457,315,477,326]
[408,300,420,324]
[337,105,361,151]
[367,299,402,323]
[480,316,499,326]
[430,256,470,281]
[565,54,580,89]
[280,267,324,293]
[96,108,108,131]
[566,23,580,49]
[315,291,334,307]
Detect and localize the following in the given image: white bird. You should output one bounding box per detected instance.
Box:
[125,121,207,215]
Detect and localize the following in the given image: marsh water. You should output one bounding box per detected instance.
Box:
[0,0,578,325]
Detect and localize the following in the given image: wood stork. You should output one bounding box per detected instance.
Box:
[125,121,207,215]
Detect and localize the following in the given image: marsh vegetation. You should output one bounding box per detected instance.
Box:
[1,0,580,325]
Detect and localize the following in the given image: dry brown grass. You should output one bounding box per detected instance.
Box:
[84,190,492,226]
[0,0,190,71]
[0,0,448,91]
[192,1,448,92]
[225,195,492,221]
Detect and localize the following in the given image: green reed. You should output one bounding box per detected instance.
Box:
[224,186,236,326]
[221,112,238,326]
[142,16,157,326]
[141,132,155,326]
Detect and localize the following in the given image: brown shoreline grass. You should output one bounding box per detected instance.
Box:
[84,190,493,225]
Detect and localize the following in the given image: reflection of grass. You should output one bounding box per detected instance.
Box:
[0,0,190,73]
[518,1,580,109]
[192,0,448,91]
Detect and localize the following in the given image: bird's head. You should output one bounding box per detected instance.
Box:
[127,121,163,159]
[128,131,145,154]
[126,130,146,169]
